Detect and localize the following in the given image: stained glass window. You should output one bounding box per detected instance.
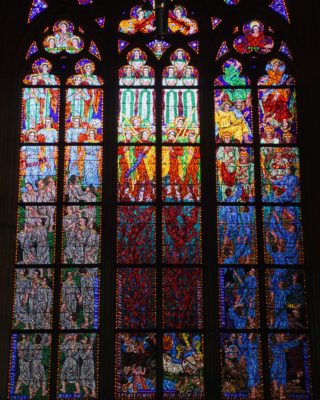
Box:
[9,19,101,398]
[214,11,311,398]
[6,0,316,398]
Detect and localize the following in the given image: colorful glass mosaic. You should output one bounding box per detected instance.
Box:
[18,145,57,203]
[219,268,260,329]
[234,20,274,54]
[163,49,199,87]
[216,41,229,61]
[8,333,52,399]
[67,59,104,86]
[147,40,171,59]
[57,333,99,398]
[218,206,257,265]
[13,268,54,330]
[216,147,255,202]
[118,39,130,54]
[268,334,312,399]
[119,5,156,35]
[78,0,93,5]
[269,0,290,23]
[168,5,199,35]
[214,89,252,143]
[23,58,60,85]
[211,17,222,30]
[64,145,102,202]
[263,206,304,265]
[119,48,155,86]
[162,146,201,202]
[65,88,103,142]
[62,205,101,265]
[25,41,39,60]
[60,268,100,330]
[224,0,240,5]
[118,88,156,143]
[16,205,56,265]
[215,59,250,87]
[116,268,156,329]
[95,17,106,28]
[279,41,293,60]
[115,333,157,399]
[162,89,199,143]
[258,59,295,86]
[260,147,300,202]
[89,41,102,61]
[163,268,203,329]
[188,40,199,54]
[28,0,48,23]
[117,146,156,202]
[163,333,205,398]
[117,206,156,264]
[220,333,263,399]
[43,20,84,55]
[266,269,307,329]
[163,206,202,264]
[259,88,297,144]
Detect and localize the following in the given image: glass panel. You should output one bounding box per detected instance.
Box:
[13,268,54,330]
[258,88,297,144]
[19,145,58,202]
[117,206,156,264]
[23,58,60,86]
[8,333,52,399]
[16,205,56,265]
[116,267,156,329]
[214,88,253,144]
[162,49,198,87]
[219,267,260,329]
[220,333,263,399]
[263,206,304,265]
[265,269,307,329]
[163,333,205,398]
[258,59,295,86]
[64,145,103,202]
[115,333,157,399]
[67,59,104,86]
[162,206,202,264]
[60,268,100,330]
[62,205,101,265]
[162,268,203,329]
[268,334,312,399]
[216,146,255,202]
[118,88,156,143]
[119,7,156,35]
[43,20,84,54]
[233,20,274,54]
[21,88,60,142]
[65,88,103,142]
[57,333,99,398]
[217,206,257,265]
[162,89,199,143]
[119,48,155,86]
[261,147,300,203]
[117,146,156,202]
[162,146,201,202]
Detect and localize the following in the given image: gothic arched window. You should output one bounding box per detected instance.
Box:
[3,0,317,399]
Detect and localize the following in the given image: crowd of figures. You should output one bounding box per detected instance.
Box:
[220,268,258,330]
[60,268,98,330]
[13,269,53,330]
[63,206,100,265]
[17,205,55,265]
[58,333,97,398]
[13,333,51,399]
